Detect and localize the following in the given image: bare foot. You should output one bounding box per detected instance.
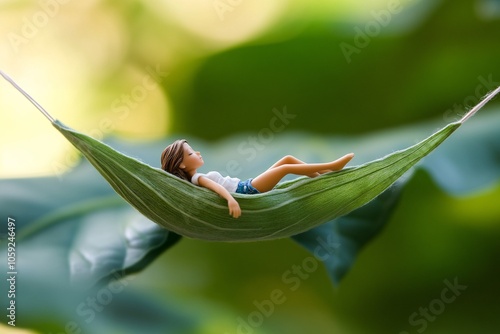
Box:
[307,153,355,177]
[332,153,354,170]
[326,153,355,172]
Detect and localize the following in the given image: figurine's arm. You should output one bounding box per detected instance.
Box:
[197,176,241,218]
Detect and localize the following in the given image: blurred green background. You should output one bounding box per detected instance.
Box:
[1,0,500,333]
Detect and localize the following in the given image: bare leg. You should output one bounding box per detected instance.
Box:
[265,155,321,177]
[251,153,354,193]
[267,155,344,176]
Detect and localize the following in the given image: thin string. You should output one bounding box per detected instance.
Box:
[0,70,56,123]
[460,85,500,123]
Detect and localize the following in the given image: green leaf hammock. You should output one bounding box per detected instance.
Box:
[2,70,499,242]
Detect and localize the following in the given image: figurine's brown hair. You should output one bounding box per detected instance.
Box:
[161,139,190,181]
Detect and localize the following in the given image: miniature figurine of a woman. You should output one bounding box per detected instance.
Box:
[161,139,354,218]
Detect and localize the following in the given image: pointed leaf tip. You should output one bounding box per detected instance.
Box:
[460,85,500,123]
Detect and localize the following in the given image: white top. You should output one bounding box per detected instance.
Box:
[191,171,240,193]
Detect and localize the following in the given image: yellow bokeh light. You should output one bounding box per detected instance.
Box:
[0,0,422,178]
[0,323,39,334]
[142,0,289,48]
[0,1,170,178]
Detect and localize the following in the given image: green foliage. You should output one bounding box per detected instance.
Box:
[174,0,500,140]
[2,109,500,332]
[2,1,500,333]
[52,118,458,242]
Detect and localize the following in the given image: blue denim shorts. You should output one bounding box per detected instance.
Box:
[235,178,260,195]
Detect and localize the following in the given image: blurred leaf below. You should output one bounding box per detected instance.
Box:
[1,108,499,333]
